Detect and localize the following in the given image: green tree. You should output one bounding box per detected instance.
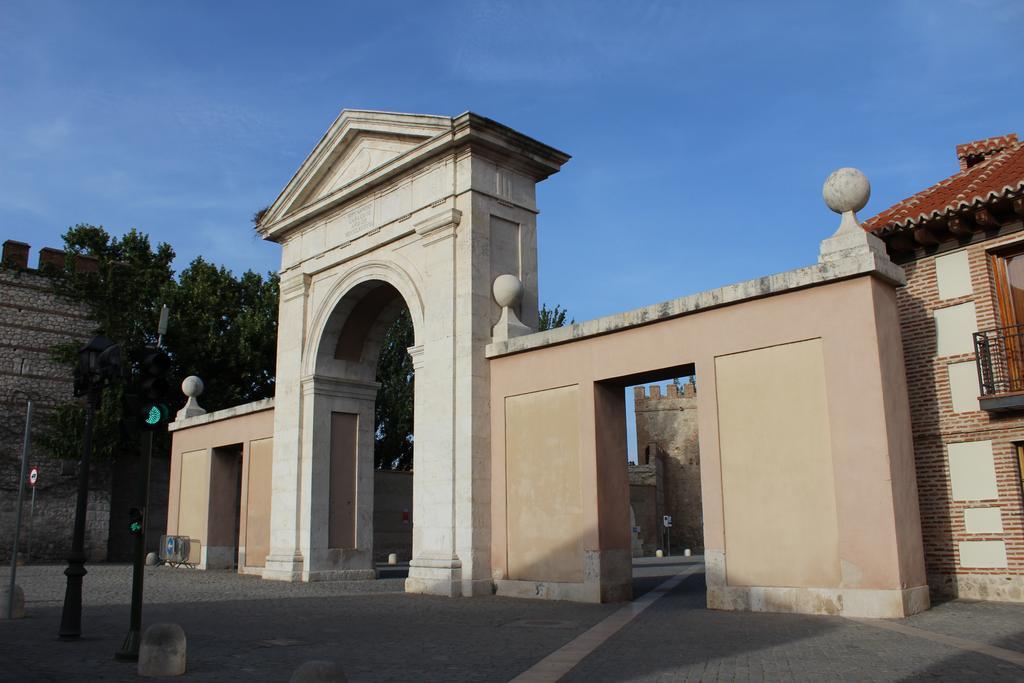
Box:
[41,225,176,461]
[52,224,176,357]
[164,257,278,411]
[539,303,572,331]
[673,375,696,394]
[40,225,278,461]
[374,309,415,470]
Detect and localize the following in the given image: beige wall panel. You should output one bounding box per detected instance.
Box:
[245,438,274,568]
[947,440,998,501]
[934,250,972,300]
[934,302,977,357]
[958,540,1008,568]
[946,361,980,413]
[329,412,358,549]
[177,449,211,545]
[506,385,584,583]
[963,507,1003,534]
[716,339,841,588]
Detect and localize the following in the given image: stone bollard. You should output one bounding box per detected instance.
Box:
[387,553,397,565]
[145,552,159,566]
[684,548,692,557]
[655,549,664,558]
[1,585,25,619]
[138,622,186,677]
[290,660,348,683]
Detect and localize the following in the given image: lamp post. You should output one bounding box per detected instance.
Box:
[59,335,120,640]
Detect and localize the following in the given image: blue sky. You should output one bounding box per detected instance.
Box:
[3,1,1022,322]
[5,1,1020,459]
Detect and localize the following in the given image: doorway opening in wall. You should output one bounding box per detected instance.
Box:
[371,307,415,579]
[210,443,243,570]
[621,368,703,563]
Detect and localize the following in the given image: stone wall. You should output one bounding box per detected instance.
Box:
[372,470,413,563]
[0,242,110,563]
[632,382,703,554]
[628,461,661,556]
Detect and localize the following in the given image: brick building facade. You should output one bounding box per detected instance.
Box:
[865,134,1024,601]
[0,240,111,563]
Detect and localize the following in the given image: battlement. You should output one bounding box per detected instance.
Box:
[2,239,99,274]
[633,382,696,402]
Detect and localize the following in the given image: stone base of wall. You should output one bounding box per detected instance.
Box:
[929,572,1024,602]
[707,583,930,618]
[704,550,930,618]
[495,579,597,602]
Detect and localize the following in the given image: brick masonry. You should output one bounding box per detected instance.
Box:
[897,223,1024,601]
[630,382,703,555]
[0,248,110,563]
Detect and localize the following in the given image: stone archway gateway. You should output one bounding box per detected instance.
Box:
[167,109,929,617]
[254,111,567,596]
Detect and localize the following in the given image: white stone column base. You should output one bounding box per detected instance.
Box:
[707,584,930,618]
[261,553,304,582]
[406,555,463,597]
[304,569,377,582]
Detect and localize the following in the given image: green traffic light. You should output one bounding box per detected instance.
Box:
[145,405,162,425]
[130,522,142,533]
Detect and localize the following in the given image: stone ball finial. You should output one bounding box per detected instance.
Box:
[823,167,870,215]
[181,376,204,398]
[493,274,524,308]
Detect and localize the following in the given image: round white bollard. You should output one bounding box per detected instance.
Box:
[138,622,186,677]
[0,585,25,619]
[684,548,692,557]
[387,553,397,566]
[655,549,664,558]
[290,660,348,683]
[145,552,159,566]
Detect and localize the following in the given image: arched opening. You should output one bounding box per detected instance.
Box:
[306,278,418,580]
[371,306,415,575]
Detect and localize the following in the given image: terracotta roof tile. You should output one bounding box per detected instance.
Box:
[863,133,1024,234]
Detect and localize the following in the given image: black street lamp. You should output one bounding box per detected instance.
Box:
[59,335,120,640]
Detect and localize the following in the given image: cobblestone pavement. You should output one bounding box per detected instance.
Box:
[1,559,1022,682]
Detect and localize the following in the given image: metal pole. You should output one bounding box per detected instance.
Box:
[59,390,99,639]
[116,430,153,661]
[27,486,36,562]
[7,401,32,620]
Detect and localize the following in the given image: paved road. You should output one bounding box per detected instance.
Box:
[1,558,1021,681]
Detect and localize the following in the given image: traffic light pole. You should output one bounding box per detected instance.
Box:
[115,429,153,661]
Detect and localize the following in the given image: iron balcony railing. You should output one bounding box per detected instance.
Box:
[973,324,1024,397]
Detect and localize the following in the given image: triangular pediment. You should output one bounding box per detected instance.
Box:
[260,110,451,235]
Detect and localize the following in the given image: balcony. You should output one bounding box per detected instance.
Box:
[973,324,1024,412]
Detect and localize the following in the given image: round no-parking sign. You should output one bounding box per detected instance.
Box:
[28,466,39,488]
